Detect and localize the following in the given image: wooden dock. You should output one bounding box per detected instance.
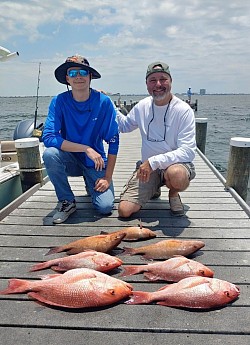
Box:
[0,129,249,345]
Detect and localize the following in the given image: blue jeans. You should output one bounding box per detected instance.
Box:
[43,147,114,214]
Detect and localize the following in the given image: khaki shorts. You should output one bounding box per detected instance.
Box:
[120,161,196,207]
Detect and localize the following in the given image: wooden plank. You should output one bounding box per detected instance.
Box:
[1,224,249,238]
[0,235,249,251]
[1,247,249,265]
[0,263,248,287]
[0,328,248,345]
[0,300,248,334]
[2,216,249,228]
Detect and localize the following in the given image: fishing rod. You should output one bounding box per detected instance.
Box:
[32,62,44,139]
[13,61,44,140]
[34,62,41,131]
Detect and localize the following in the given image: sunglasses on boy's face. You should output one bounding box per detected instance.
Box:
[67,69,89,78]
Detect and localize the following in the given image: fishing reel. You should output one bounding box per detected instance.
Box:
[13,119,44,141]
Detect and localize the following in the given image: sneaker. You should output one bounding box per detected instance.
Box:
[151,188,161,199]
[53,200,76,224]
[169,194,184,216]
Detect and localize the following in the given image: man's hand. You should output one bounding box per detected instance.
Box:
[136,160,153,182]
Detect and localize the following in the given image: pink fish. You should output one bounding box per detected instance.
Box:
[0,268,133,309]
[126,276,240,309]
[30,250,123,272]
[120,256,214,281]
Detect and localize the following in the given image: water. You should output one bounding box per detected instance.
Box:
[0,94,250,204]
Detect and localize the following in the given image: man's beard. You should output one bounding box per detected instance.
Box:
[152,88,168,102]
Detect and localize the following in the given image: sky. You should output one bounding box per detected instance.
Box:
[1,0,250,96]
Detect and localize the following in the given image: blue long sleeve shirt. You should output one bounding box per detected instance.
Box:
[42,89,119,168]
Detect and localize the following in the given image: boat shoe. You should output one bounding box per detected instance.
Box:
[53,200,76,224]
[150,188,161,200]
[169,194,184,216]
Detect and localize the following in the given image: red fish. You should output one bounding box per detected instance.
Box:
[46,232,126,255]
[0,268,133,309]
[120,256,214,281]
[30,250,123,272]
[122,239,205,260]
[101,223,156,241]
[126,276,240,309]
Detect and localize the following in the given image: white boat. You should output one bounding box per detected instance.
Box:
[0,48,46,215]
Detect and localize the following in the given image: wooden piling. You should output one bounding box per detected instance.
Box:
[195,118,208,154]
[14,138,43,193]
[226,137,250,201]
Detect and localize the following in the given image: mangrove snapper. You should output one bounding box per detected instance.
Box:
[126,276,240,309]
[46,232,126,255]
[30,250,123,272]
[0,268,133,309]
[120,255,214,281]
[101,224,156,241]
[122,239,205,260]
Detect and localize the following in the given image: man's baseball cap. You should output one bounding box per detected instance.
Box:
[146,61,171,79]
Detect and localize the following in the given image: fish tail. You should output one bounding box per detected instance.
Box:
[29,261,51,272]
[120,265,143,277]
[45,246,64,256]
[0,279,30,294]
[125,291,152,305]
[121,247,135,256]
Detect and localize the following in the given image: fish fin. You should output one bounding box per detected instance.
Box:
[125,291,151,305]
[45,246,64,256]
[39,273,62,280]
[50,265,66,272]
[156,301,171,307]
[157,284,171,291]
[143,272,159,281]
[122,238,137,242]
[141,253,153,260]
[121,247,135,256]
[29,262,50,272]
[100,231,109,235]
[0,279,29,294]
[119,265,143,277]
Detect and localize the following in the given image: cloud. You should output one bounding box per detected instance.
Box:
[1,0,250,95]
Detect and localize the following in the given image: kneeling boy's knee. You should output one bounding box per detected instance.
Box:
[98,204,113,215]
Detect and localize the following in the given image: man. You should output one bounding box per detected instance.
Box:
[117,61,196,218]
[42,55,119,224]
[187,87,192,103]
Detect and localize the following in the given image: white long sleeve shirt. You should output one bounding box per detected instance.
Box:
[116,95,196,171]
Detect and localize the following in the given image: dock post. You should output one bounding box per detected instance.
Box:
[226,137,250,201]
[15,137,43,193]
[195,118,208,154]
